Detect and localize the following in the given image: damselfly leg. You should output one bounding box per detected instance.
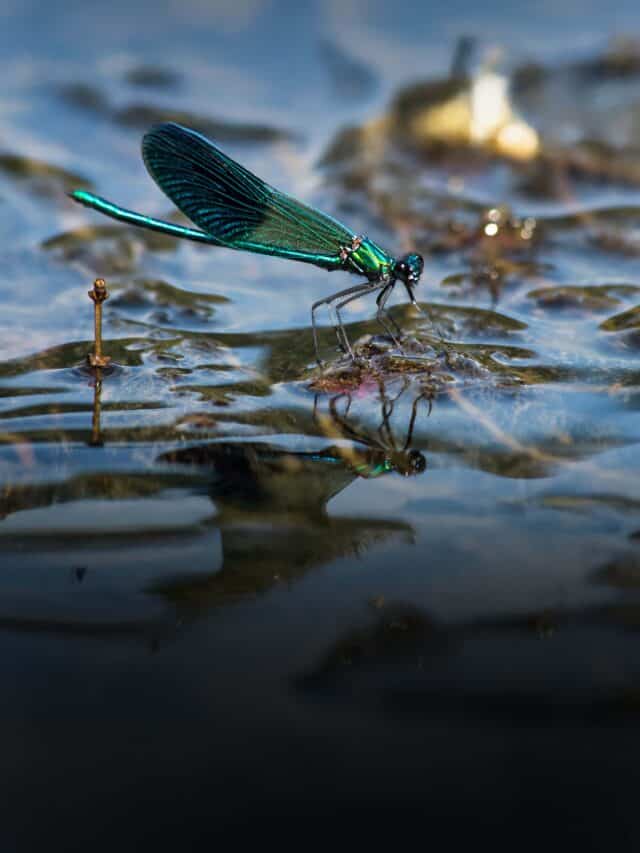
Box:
[312,281,378,364]
[334,283,388,358]
[375,284,403,349]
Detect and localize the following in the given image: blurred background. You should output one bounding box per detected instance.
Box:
[2,0,640,847]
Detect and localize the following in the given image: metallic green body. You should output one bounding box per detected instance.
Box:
[69,123,425,361]
[72,186,396,278]
[71,125,400,279]
[71,190,214,244]
[347,238,394,280]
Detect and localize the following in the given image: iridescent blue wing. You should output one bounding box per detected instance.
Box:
[141,122,353,270]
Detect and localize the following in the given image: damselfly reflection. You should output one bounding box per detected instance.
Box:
[313,380,430,478]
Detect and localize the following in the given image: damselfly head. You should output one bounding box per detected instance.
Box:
[396,449,427,476]
[395,253,424,286]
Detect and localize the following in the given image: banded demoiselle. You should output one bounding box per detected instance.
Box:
[70,122,424,362]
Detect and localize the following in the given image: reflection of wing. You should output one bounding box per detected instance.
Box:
[159,442,356,512]
[152,443,414,610]
[142,122,353,269]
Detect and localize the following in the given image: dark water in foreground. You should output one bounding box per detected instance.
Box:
[3,0,640,846]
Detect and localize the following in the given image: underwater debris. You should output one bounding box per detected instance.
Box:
[123,65,182,89]
[0,152,90,198]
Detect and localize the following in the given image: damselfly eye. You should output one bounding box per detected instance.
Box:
[397,450,427,476]
[407,450,427,474]
[396,253,424,284]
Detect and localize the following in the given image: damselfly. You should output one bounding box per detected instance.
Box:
[70,122,424,362]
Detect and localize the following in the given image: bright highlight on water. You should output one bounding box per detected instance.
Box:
[70,122,424,361]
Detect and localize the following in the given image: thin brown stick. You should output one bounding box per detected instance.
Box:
[87,278,111,368]
[89,370,104,447]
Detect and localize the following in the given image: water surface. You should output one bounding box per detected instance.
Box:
[2,0,640,846]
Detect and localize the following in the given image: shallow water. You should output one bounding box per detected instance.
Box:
[3,0,640,846]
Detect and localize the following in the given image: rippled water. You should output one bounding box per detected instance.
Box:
[3,0,640,846]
